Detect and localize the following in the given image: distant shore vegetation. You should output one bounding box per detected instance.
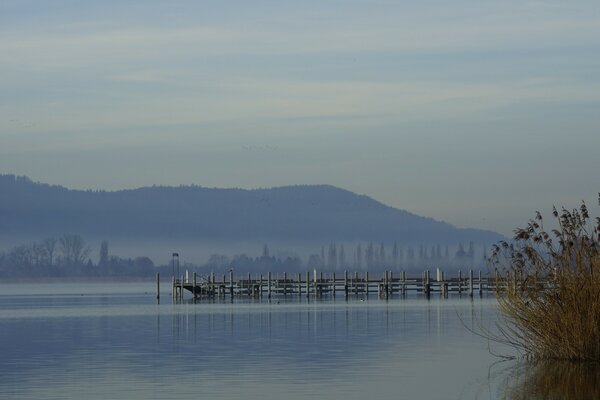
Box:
[491,195,600,361]
[0,235,487,279]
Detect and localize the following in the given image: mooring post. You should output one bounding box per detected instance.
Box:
[469,269,474,298]
[268,272,272,299]
[193,272,197,298]
[332,272,336,297]
[344,270,348,298]
[458,270,462,294]
[171,276,174,301]
[180,275,184,301]
[365,271,369,297]
[306,270,310,298]
[298,272,302,296]
[478,270,482,296]
[259,273,264,297]
[156,273,160,301]
[389,271,394,296]
[283,272,287,296]
[441,271,448,298]
[319,271,323,297]
[400,271,404,296]
[494,268,499,292]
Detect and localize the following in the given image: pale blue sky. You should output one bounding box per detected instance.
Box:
[1,0,599,235]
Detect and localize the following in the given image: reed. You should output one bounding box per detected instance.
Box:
[491,195,600,360]
[500,361,600,400]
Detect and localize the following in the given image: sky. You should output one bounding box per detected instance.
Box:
[1,0,599,236]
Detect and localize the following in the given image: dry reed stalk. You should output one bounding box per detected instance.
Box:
[491,195,600,361]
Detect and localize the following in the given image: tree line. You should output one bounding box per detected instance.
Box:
[0,235,487,279]
[0,235,155,278]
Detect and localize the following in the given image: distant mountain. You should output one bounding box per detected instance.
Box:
[0,174,503,244]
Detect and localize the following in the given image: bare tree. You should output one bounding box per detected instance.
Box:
[58,234,90,266]
[99,240,109,267]
[43,237,56,266]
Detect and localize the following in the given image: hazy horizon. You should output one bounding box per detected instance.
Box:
[1,1,599,237]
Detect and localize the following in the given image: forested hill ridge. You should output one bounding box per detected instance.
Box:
[0,174,503,244]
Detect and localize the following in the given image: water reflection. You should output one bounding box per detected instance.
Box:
[0,285,503,400]
[500,361,600,400]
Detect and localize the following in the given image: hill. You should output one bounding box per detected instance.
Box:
[0,174,503,245]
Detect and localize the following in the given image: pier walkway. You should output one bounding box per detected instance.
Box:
[161,269,511,302]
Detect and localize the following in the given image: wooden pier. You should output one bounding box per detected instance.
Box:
[164,269,503,302]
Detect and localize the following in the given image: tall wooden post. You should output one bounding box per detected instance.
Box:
[344,270,349,298]
[306,270,310,298]
[193,272,197,298]
[156,273,160,301]
[332,272,336,297]
[268,272,272,299]
[171,276,175,302]
[260,274,264,298]
[469,269,474,298]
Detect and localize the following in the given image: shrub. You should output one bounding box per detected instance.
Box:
[491,195,600,360]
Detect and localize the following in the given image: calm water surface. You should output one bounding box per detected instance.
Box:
[0,282,589,399]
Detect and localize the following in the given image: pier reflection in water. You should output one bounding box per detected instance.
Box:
[7,283,596,399]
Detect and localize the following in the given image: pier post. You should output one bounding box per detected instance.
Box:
[344,270,349,298]
[180,275,184,301]
[156,273,160,301]
[458,270,462,294]
[389,271,393,296]
[171,276,175,302]
[441,271,448,298]
[332,272,336,297]
[193,272,197,298]
[247,272,252,296]
[383,271,388,299]
[478,270,482,296]
[283,272,287,296]
[260,274,264,298]
[229,270,234,298]
[306,271,310,298]
[298,273,302,296]
[354,271,359,296]
[365,271,369,298]
[319,271,323,297]
[494,268,499,292]
[268,272,272,299]
[469,269,474,298]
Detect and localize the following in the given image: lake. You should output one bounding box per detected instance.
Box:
[0,282,595,399]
